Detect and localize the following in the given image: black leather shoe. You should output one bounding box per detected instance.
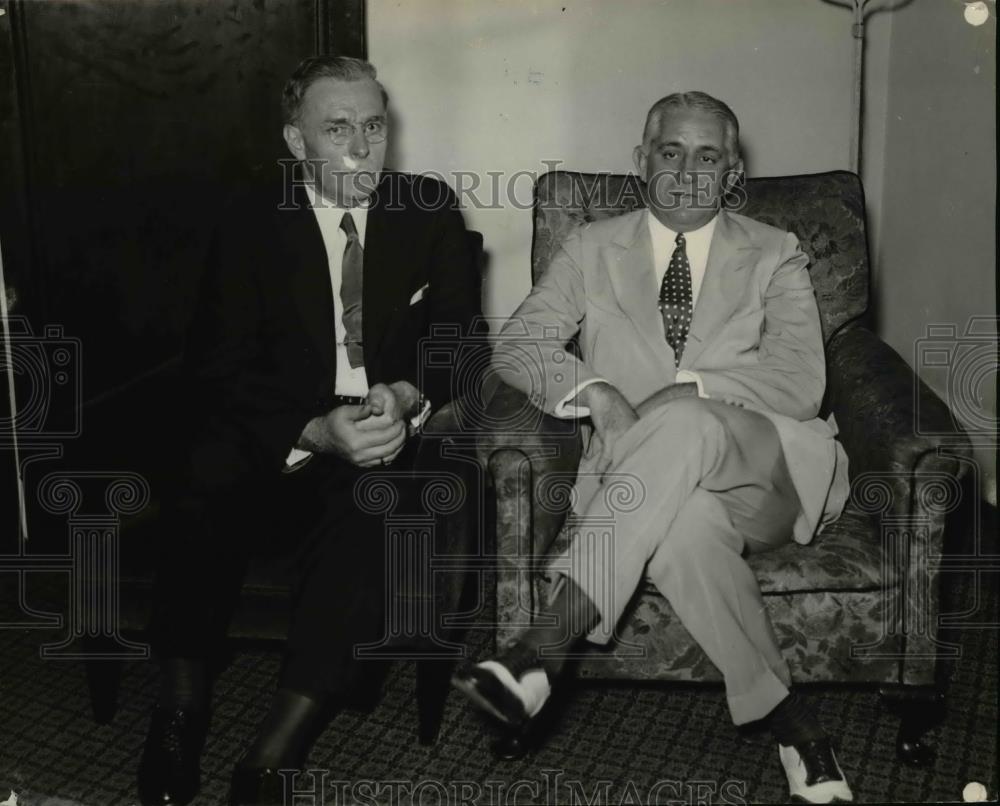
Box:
[137,707,210,805]
[230,765,296,806]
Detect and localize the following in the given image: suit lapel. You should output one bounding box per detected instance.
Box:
[607,213,674,366]
[361,174,406,368]
[282,182,337,379]
[281,174,407,388]
[681,211,759,368]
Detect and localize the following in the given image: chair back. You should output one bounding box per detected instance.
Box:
[531,171,870,342]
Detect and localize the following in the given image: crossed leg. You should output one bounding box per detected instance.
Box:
[645,485,794,723]
[546,397,797,720]
[452,396,853,802]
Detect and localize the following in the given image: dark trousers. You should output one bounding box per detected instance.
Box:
[151,448,405,700]
[151,430,479,702]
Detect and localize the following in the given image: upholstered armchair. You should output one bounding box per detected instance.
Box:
[475,171,972,763]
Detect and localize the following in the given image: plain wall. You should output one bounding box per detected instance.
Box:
[873,0,997,502]
[370,0,860,322]
[861,6,893,259]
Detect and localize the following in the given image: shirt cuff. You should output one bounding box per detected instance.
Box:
[284,448,313,472]
[554,378,610,418]
[410,397,432,431]
[675,370,709,399]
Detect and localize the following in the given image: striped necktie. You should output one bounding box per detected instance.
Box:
[339,212,364,368]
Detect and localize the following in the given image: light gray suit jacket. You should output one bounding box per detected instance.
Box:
[494,209,849,544]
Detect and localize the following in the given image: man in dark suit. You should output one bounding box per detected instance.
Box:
[453,92,852,803]
[137,56,480,806]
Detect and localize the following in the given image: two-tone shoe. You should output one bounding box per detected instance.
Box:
[451,657,551,728]
[778,739,853,803]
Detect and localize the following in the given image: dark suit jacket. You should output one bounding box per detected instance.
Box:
[181,171,480,490]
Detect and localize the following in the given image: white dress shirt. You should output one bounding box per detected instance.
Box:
[553,211,717,417]
[647,209,717,308]
[286,186,371,467]
[304,183,370,398]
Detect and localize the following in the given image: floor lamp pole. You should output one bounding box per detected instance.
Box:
[849,0,868,175]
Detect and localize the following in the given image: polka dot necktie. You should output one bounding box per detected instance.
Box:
[659,232,693,366]
[339,212,364,368]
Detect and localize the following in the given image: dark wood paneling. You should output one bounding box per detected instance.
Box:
[7,0,350,399]
[1,0,367,548]
[321,0,365,57]
[0,0,35,320]
[1,0,38,548]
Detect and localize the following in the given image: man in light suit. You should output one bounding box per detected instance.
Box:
[453,92,852,804]
[138,56,480,806]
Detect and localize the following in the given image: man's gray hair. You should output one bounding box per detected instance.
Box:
[642,91,740,161]
[282,55,389,124]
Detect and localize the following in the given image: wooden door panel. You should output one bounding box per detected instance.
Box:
[0,0,364,539]
[15,0,324,396]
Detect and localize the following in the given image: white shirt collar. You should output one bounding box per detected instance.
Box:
[646,210,719,305]
[303,183,370,245]
[646,210,718,253]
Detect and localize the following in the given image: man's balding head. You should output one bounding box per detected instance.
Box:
[633,91,744,232]
[642,91,740,162]
[282,55,389,125]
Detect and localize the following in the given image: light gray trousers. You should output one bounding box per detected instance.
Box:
[549,397,800,724]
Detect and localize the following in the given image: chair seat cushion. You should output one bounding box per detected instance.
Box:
[570,587,901,683]
[546,503,890,595]
[746,506,891,593]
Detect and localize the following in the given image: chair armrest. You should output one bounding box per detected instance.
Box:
[423,395,471,436]
[475,382,583,648]
[475,381,582,467]
[826,325,971,486]
[827,325,972,685]
[476,382,583,559]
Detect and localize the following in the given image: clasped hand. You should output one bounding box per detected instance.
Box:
[580,382,638,478]
[582,381,697,478]
[297,381,419,467]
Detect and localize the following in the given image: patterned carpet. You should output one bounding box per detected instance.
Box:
[0,515,996,805]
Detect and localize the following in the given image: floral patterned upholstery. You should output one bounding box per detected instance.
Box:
[481,171,971,689]
[573,589,901,684]
[547,505,895,595]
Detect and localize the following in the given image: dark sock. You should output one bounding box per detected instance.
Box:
[768,690,827,746]
[158,658,207,710]
[501,576,599,680]
[240,688,335,769]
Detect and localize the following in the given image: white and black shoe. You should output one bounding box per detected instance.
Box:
[779,740,854,803]
[451,656,551,728]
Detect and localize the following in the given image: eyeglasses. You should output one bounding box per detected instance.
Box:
[325,120,388,146]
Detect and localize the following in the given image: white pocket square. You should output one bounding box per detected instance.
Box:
[409,284,429,305]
